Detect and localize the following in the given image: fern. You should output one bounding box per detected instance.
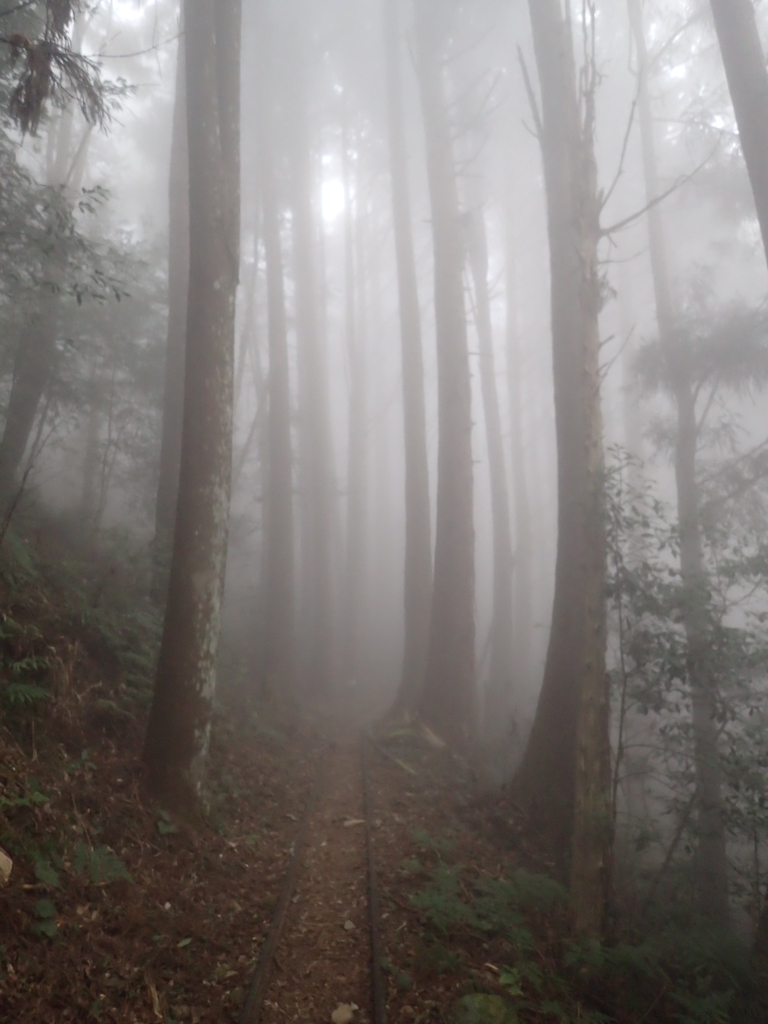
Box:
[94,698,134,720]
[415,937,463,976]
[671,983,733,1024]
[0,616,43,641]
[2,682,51,706]
[411,828,456,857]
[7,655,51,676]
[411,865,477,933]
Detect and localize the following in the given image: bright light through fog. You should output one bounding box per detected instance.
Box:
[112,1,145,23]
[322,179,346,221]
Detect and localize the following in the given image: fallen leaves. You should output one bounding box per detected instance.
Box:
[144,973,162,1020]
[0,710,327,1024]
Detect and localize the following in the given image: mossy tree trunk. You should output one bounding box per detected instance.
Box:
[143,0,241,812]
[513,0,610,938]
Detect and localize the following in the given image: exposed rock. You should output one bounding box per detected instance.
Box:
[0,848,12,887]
[331,1003,356,1024]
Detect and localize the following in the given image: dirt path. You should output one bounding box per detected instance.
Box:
[259,738,373,1024]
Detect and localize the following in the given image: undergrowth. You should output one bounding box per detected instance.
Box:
[0,525,160,727]
[403,831,768,1023]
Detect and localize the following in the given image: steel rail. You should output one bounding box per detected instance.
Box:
[238,769,324,1024]
[238,737,387,1024]
[363,736,387,1024]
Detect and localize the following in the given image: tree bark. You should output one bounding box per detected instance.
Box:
[257,0,294,698]
[465,206,515,743]
[629,0,730,928]
[505,199,533,692]
[413,0,475,750]
[143,0,241,811]
[709,0,768,268]
[79,355,100,525]
[233,238,259,418]
[0,295,60,503]
[513,0,610,937]
[151,22,189,604]
[342,126,368,688]
[383,0,432,715]
[289,21,335,696]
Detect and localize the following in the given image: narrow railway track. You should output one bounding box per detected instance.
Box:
[238,735,386,1024]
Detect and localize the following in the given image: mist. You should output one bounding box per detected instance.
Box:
[3,1,768,1019]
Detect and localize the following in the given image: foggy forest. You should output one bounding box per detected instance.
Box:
[3,1,768,1021]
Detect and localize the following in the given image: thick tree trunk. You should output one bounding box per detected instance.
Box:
[79,356,100,525]
[0,297,59,502]
[257,1,294,698]
[413,0,475,750]
[289,31,335,696]
[342,132,368,688]
[629,0,730,928]
[505,200,533,691]
[151,25,189,604]
[709,0,768,268]
[383,0,432,715]
[513,0,610,937]
[143,0,241,811]
[466,207,515,742]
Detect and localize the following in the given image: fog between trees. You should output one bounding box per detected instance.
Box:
[4,0,768,945]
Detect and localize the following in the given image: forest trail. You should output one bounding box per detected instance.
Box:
[240,721,537,1024]
[255,737,374,1024]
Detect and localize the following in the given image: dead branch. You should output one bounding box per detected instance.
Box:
[517,46,542,140]
[600,144,719,237]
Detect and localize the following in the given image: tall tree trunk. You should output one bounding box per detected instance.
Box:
[0,292,60,503]
[629,0,730,928]
[257,0,294,698]
[289,26,335,696]
[513,0,610,937]
[505,199,533,692]
[234,241,259,418]
[383,0,432,715]
[466,207,515,742]
[413,0,475,750]
[343,130,368,688]
[79,356,100,526]
[152,23,189,603]
[143,0,241,811]
[709,0,768,268]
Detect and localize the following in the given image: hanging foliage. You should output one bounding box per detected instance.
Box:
[2,1,107,133]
